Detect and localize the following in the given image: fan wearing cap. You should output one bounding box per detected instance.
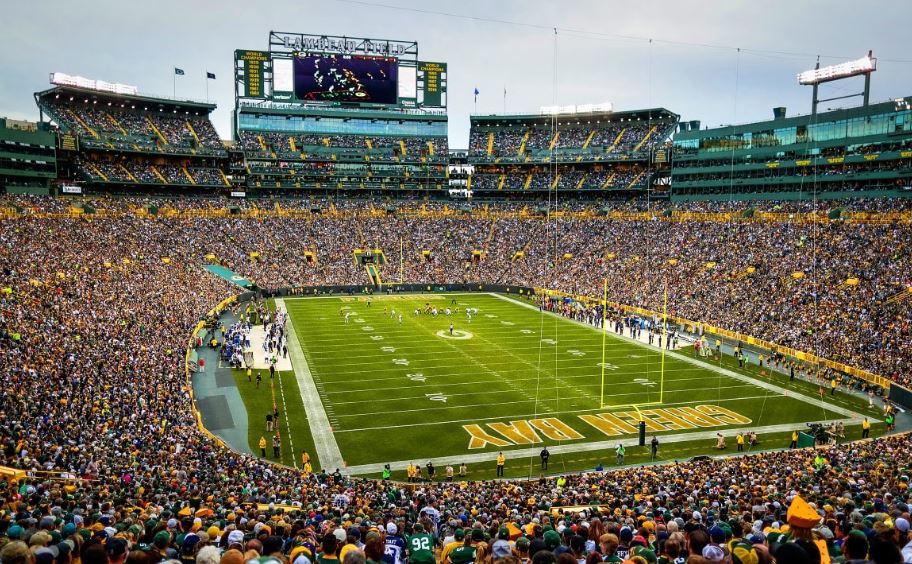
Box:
[784,496,830,564]
[339,527,363,562]
[106,538,129,564]
[383,522,406,564]
[448,529,484,564]
[441,529,465,563]
[491,527,514,560]
[405,523,435,564]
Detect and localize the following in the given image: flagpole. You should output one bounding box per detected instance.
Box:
[206,72,209,103]
[173,69,176,98]
[503,85,506,113]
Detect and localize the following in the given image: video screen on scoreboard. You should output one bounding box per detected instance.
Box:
[293,54,398,104]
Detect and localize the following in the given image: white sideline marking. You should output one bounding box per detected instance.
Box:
[275,298,346,473]
[343,418,859,475]
[488,293,874,422]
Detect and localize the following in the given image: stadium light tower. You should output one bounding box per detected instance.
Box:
[798,51,876,116]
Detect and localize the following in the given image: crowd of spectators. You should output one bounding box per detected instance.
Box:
[72,158,228,186]
[2,195,911,386]
[39,96,225,156]
[469,122,675,160]
[470,168,648,191]
[239,132,447,162]
[0,195,910,564]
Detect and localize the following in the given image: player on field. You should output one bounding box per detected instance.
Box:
[449,323,454,336]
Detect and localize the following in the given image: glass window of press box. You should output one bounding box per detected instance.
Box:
[238,113,446,138]
[674,109,912,154]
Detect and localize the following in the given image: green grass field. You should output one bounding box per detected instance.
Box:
[236,292,883,480]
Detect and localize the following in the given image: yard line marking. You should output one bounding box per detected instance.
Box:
[276,371,297,468]
[323,372,753,394]
[489,293,873,422]
[332,393,784,430]
[343,418,860,475]
[275,298,346,474]
[327,382,762,407]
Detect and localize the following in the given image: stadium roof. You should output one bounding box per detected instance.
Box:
[470,107,678,127]
[675,96,912,140]
[35,85,218,114]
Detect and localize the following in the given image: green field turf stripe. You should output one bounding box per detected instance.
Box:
[342,418,860,475]
[275,298,346,472]
[326,382,762,407]
[322,373,757,395]
[330,393,796,432]
[490,293,873,421]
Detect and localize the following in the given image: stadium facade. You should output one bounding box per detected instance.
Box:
[0,35,909,202]
[671,98,912,201]
[0,117,57,194]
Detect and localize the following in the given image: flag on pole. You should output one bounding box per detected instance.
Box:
[473,88,479,96]
[206,72,216,79]
[174,68,185,76]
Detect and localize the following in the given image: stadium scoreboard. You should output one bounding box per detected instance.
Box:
[418,61,447,107]
[235,50,269,98]
[234,31,446,109]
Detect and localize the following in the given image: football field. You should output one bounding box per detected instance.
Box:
[243,292,878,479]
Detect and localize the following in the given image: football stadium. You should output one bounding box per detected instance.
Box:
[1,3,912,564]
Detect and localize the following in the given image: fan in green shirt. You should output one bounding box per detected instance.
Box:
[406,524,436,564]
[449,530,485,564]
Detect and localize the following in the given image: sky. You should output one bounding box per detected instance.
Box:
[1,0,910,149]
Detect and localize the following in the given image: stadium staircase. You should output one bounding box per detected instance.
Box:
[399,140,407,156]
[633,125,658,153]
[182,167,196,185]
[523,174,532,190]
[486,132,494,156]
[289,136,297,153]
[626,171,645,189]
[107,114,128,136]
[426,140,435,156]
[551,174,560,189]
[185,121,201,146]
[482,219,498,254]
[518,131,530,156]
[365,264,382,287]
[66,110,99,139]
[497,175,505,190]
[886,287,912,305]
[600,172,616,189]
[151,166,168,184]
[549,131,560,150]
[217,170,231,187]
[582,130,596,149]
[609,128,626,152]
[87,162,108,182]
[146,117,169,146]
[366,138,373,150]
[576,174,586,189]
[257,135,267,151]
[117,164,137,183]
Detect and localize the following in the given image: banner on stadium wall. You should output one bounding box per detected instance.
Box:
[203,264,255,289]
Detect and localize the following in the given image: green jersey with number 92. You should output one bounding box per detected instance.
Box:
[407,533,435,564]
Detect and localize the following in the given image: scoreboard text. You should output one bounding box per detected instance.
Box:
[236,50,270,98]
